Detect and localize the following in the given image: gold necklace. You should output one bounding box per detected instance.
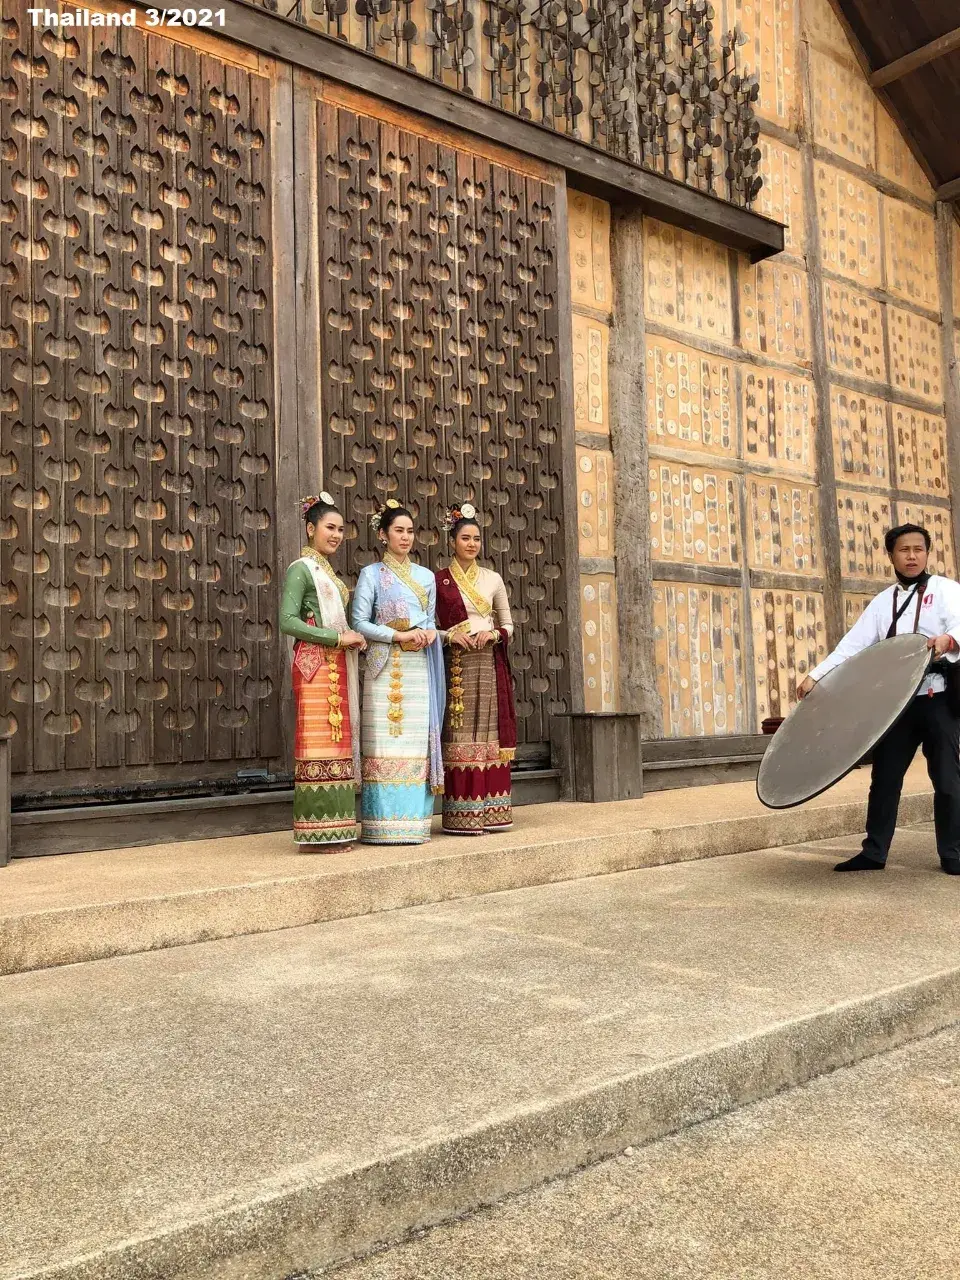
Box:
[301,545,349,608]
[451,557,491,616]
[383,551,428,610]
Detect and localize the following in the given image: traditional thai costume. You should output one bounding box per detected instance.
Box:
[351,554,446,844]
[435,561,517,833]
[279,550,360,848]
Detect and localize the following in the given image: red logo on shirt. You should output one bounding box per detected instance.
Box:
[924,593,933,606]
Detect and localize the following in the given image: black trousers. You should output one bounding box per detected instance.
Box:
[862,692,960,864]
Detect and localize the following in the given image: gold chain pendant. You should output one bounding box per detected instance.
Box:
[327,651,344,742]
[449,646,465,729]
[387,647,404,737]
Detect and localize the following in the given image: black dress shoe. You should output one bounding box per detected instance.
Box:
[941,859,960,875]
[834,852,886,872]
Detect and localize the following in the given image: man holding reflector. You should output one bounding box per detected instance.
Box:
[795,524,960,874]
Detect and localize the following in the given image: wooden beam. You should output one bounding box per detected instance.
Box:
[936,176,960,203]
[610,209,662,735]
[124,0,784,261]
[935,204,960,571]
[870,25,960,88]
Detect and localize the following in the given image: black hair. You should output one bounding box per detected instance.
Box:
[449,515,482,539]
[379,505,414,537]
[884,523,931,554]
[304,499,340,529]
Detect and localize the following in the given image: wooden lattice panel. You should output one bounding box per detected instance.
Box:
[844,592,875,631]
[883,201,939,310]
[580,573,618,713]
[814,162,881,288]
[756,137,805,255]
[740,261,810,366]
[645,338,736,456]
[888,307,943,405]
[653,583,746,737]
[747,479,820,573]
[568,191,611,316]
[893,406,948,497]
[954,223,960,320]
[644,221,734,342]
[836,489,894,581]
[721,0,797,128]
[576,448,614,558]
[317,95,567,743]
[831,388,889,482]
[743,369,816,475]
[897,503,956,577]
[876,107,934,201]
[0,6,279,781]
[572,314,609,435]
[822,281,887,383]
[751,589,827,723]
[810,48,876,170]
[649,463,740,567]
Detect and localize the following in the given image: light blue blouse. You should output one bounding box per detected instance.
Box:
[351,560,438,644]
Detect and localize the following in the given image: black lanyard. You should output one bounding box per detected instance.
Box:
[886,581,926,639]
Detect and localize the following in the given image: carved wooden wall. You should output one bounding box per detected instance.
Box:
[315,88,570,745]
[0,3,281,792]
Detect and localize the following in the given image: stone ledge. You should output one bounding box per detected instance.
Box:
[0,771,934,976]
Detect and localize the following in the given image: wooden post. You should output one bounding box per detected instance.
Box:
[799,41,845,652]
[608,205,661,734]
[935,203,960,562]
[0,736,10,867]
[554,180,587,714]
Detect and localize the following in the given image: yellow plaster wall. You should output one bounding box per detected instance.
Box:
[642,0,956,736]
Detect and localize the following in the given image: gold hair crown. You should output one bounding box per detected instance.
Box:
[441,502,477,533]
[370,497,401,532]
[301,491,335,517]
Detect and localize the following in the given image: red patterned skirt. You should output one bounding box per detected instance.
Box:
[441,645,513,834]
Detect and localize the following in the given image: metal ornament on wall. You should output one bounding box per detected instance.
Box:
[302,0,763,207]
[317,95,569,743]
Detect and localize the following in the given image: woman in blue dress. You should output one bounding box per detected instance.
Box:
[351,501,446,844]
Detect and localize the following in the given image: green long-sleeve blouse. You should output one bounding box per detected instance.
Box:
[279,560,340,647]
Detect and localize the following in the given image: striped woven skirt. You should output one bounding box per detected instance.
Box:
[360,646,434,845]
[292,647,358,848]
[441,646,513,834]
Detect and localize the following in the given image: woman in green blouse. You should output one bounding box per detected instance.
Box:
[279,494,366,850]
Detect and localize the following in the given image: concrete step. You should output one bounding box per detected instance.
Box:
[334,1022,960,1280]
[3,826,960,1280]
[0,765,934,976]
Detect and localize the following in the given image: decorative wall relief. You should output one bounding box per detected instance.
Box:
[650,463,740,566]
[0,4,280,783]
[751,589,826,722]
[297,0,766,209]
[316,91,568,743]
[653,583,747,736]
[646,338,736,456]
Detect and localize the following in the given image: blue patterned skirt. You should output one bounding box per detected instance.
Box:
[360,646,434,844]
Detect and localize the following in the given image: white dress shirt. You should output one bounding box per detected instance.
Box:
[809,575,960,697]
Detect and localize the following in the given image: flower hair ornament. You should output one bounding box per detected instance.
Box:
[370,497,401,533]
[441,502,477,533]
[301,491,335,517]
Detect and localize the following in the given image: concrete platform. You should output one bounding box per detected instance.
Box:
[2,827,959,1280]
[335,1024,960,1280]
[0,764,934,976]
